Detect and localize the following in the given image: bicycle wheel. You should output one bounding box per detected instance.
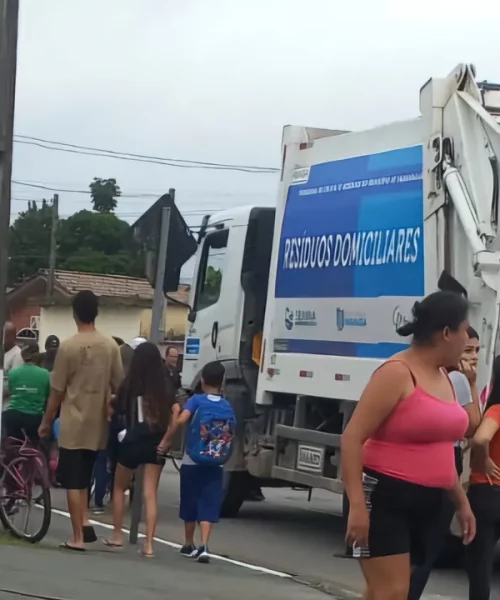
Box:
[0,456,52,543]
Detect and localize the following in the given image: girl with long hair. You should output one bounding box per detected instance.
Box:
[341,291,476,600]
[104,342,175,557]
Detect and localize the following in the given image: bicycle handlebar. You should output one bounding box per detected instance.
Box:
[4,434,44,458]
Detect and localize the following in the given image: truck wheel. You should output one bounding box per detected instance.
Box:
[220,471,246,518]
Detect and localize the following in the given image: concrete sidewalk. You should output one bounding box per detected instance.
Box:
[0,512,346,600]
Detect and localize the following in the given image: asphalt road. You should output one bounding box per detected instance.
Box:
[0,514,332,600]
[51,462,500,599]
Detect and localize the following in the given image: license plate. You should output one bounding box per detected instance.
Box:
[296,444,325,473]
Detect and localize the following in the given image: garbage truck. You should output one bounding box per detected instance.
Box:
[181,63,500,520]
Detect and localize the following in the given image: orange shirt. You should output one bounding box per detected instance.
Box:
[470,405,500,486]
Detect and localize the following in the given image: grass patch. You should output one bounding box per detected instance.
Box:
[0,530,56,551]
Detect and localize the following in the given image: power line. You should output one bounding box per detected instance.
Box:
[13,134,280,174]
[16,140,257,172]
[10,205,214,220]
[11,181,275,205]
[11,182,274,199]
[14,134,279,171]
[11,180,159,196]
[10,211,212,221]
[10,199,214,215]
[9,214,212,225]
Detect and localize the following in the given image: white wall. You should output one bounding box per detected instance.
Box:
[39,305,144,348]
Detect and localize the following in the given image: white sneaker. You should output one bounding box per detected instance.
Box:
[195,545,210,563]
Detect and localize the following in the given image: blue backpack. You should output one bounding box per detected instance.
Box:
[186,394,236,466]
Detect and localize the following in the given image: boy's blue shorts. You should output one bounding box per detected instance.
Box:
[179,464,224,523]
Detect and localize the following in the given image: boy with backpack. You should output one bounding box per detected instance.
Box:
[158,360,236,563]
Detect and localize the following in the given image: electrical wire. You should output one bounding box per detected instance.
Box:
[13,135,280,174]
[11,183,274,199]
[10,201,218,217]
[14,134,279,171]
[11,180,158,197]
[11,182,274,207]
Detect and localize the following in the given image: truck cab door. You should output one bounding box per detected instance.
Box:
[183,228,229,389]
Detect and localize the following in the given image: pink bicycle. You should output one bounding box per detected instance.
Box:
[0,434,52,543]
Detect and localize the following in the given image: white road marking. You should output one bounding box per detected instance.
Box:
[51,508,292,579]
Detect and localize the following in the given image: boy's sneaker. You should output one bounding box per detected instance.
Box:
[180,544,197,558]
[195,545,210,563]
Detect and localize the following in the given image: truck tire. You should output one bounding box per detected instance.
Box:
[220,471,246,518]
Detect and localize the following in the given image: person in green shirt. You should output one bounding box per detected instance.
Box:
[3,343,50,444]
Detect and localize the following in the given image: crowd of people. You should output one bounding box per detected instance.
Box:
[2,290,234,562]
[5,286,500,594]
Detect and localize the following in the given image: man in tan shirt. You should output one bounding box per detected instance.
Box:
[39,290,123,551]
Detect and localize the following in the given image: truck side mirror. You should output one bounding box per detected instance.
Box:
[187,310,197,323]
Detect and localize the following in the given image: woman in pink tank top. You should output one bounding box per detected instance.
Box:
[341,291,476,600]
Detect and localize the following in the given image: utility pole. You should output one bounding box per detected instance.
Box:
[129,188,174,544]
[0,0,19,420]
[46,194,59,300]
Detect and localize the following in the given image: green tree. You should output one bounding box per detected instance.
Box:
[58,210,143,276]
[8,199,144,285]
[61,248,137,275]
[8,200,54,285]
[58,210,129,257]
[90,177,121,213]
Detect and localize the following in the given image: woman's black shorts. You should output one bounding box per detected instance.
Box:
[349,469,445,562]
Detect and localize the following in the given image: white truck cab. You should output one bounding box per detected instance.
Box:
[183,205,275,386]
[183,64,500,519]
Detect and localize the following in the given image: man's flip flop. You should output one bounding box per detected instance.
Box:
[83,525,97,544]
[60,542,85,552]
[103,539,123,548]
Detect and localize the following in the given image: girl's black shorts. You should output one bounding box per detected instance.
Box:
[348,469,446,562]
[117,431,165,471]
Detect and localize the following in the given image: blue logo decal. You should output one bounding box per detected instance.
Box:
[275,146,424,300]
[295,310,317,327]
[185,337,201,359]
[285,308,317,330]
[336,308,367,331]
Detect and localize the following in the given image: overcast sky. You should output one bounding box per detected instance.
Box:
[12,0,500,232]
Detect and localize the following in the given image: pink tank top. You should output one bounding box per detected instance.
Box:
[363,362,468,489]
